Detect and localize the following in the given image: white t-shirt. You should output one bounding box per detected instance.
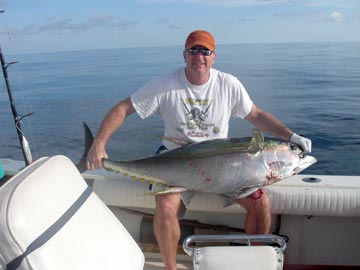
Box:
[131,68,253,150]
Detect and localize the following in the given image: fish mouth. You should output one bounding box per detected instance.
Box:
[294,155,317,174]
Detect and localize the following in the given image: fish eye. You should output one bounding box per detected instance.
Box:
[289,143,298,152]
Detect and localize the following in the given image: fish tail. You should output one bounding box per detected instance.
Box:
[76,122,94,173]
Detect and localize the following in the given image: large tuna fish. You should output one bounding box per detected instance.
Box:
[101,129,317,200]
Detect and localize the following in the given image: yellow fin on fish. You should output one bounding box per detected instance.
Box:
[248,129,265,154]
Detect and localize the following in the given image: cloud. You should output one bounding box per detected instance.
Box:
[168,24,182,29]
[273,9,347,23]
[88,15,114,25]
[14,16,137,35]
[273,10,319,18]
[111,21,138,31]
[156,18,170,24]
[324,11,344,22]
[38,18,79,33]
[137,0,305,7]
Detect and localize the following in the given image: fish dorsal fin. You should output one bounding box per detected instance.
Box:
[155,135,189,147]
[248,129,265,154]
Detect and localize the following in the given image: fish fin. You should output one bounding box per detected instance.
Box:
[248,129,265,154]
[223,197,236,208]
[238,186,262,198]
[180,190,194,208]
[224,187,264,208]
[147,183,194,208]
[154,135,189,147]
[76,122,94,173]
[102,158,167,185]
[223,186,262,205]
[147,184,188,195]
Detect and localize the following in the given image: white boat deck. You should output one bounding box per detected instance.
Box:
[144,253,192,270]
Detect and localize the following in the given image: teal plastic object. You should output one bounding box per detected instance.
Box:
[0,161,4,179]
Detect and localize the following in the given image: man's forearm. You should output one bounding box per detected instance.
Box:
[246,105,293,141]
[94,97,136,147]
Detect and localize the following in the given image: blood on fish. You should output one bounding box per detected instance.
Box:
[190,163,211,183]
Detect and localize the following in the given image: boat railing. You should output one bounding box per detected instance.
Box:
[183,234,286,255]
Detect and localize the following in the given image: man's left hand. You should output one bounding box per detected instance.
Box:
[290,133,312,155]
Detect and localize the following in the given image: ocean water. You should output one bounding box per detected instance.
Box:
[0,43,359,176]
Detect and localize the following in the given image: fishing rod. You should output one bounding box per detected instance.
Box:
[1,10,33,165]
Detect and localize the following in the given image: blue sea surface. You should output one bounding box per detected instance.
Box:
[0,43,359,176]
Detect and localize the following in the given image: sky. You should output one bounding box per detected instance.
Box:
[0,0,360,54]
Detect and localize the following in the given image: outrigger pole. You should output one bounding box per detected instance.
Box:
[1,10,33,165]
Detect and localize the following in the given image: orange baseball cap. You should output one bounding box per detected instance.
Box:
[185,30,215,51]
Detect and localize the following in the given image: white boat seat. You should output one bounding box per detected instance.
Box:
[0,155,144,270]
[183,234,286,270]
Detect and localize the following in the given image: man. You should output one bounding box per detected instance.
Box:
[87,30,311,270]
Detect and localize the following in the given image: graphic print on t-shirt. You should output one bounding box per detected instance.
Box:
[178,98,220,138]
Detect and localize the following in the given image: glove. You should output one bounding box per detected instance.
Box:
[289,133,312,155]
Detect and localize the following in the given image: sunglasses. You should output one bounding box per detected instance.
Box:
[186,48,214,56]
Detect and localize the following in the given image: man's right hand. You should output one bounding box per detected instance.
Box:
[86,143,108,170]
